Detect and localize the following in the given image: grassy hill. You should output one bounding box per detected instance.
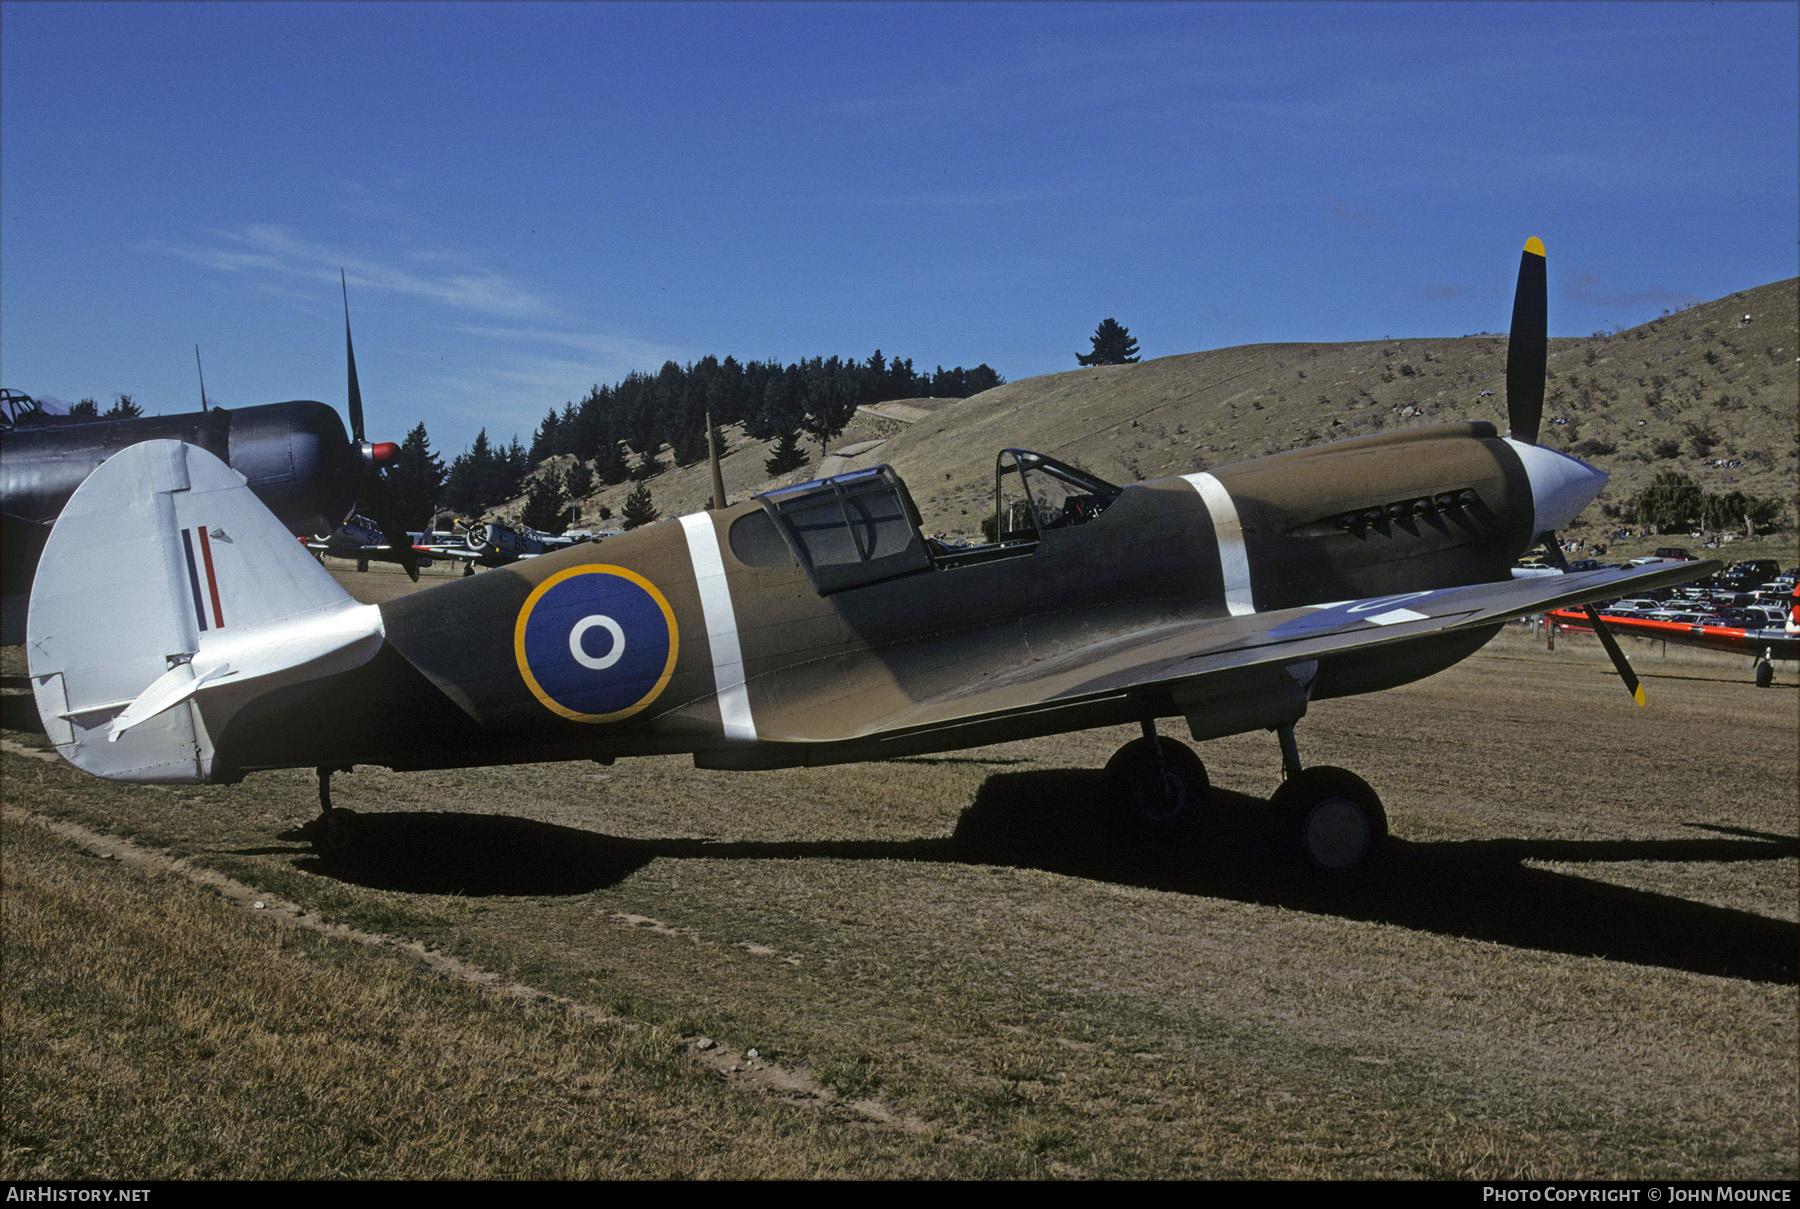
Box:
[521,277,1797,559]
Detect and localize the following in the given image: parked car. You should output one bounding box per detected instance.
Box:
[1730,559,1782,581]
[1717,608,1772,630]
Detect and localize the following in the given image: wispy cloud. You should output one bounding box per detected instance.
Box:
[447,323,683,369]
[147,224,557,320]
[1563,271,1698,310]
[428,324,692,434]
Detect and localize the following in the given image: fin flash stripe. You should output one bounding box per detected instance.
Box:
[196,527,224,629]
[180,527,224,631]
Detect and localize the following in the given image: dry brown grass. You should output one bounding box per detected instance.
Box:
[3,600,1794,1178]
[548,277,1796,559]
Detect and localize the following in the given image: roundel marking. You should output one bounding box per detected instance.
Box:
[514,565,679,722]
[569,615,626,670]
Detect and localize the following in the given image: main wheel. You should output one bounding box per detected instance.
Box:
[1270,766,1387,876]
[1105,735,1208,838]
[299,807,361,855]
[1755,660,1774,688]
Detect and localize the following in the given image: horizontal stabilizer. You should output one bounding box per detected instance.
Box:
[26,440,385,783]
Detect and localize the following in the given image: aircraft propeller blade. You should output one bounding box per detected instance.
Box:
[341,270,366,444]
[1540,531,1645,706]
[339,270,416,580]
[362,469,420,582]
[1506,237,1548,445]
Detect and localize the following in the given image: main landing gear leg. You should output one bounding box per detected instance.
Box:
[1105,719,1209,841]
[1267,724,1387,877]
[303,764,356,852]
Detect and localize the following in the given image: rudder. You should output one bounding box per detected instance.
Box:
[26,440,384,783]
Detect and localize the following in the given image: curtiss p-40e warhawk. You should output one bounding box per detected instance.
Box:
[23,241,1718,876]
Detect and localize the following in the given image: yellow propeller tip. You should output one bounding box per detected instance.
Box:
[1632,685,1647,707]
[1524,237,1546,258]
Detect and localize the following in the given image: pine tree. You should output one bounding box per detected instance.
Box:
[615,370,665,477]
[500,437,529,501]
[965,364,1005,394]
[764,428,808,475]
[562,459,595,502]
[572,385,611,462]
[388,423,447,530]
[443,429,492,516]
[620,481,659,530]
[800,356,858,453]
[1078,319,1140,366]
[520,472,570,534]
[104,394,144,418]
[592,436,630,485]
[754,369,805,445]
[529,408,562,462]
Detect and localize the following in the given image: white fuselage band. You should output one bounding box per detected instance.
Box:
[680,512,757,741]
[1181,472,1255,616]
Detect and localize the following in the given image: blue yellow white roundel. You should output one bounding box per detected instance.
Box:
[514,565,679,722]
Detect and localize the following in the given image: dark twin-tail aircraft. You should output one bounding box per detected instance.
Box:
[23,241,1718,876]
[1,273,416,643]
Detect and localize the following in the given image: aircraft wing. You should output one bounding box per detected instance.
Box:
[773,560,1720,750]
[309,536,447,566]
[413,542,478,561]
[1548,606,1799,661]
[411,543,516,567]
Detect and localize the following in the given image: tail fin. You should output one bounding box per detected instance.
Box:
[26,440,384,783]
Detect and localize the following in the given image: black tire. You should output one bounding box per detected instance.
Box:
[304,808,361,855]
[1105,735,1209,838]
[1755,661,1774,688]
[1270,766,1387,876]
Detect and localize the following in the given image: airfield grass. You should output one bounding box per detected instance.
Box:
[2,619,1794,1180]
[3,812,1049,1180]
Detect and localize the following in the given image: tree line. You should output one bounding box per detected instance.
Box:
[1623,470,1787,538]
[67,395,144,419]
[382,349,1005,531]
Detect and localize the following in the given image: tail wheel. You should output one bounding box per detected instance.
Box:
[1105,735,1208,837]
[1271,766,1387,876]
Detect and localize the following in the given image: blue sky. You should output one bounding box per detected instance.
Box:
[4,1,1796,460]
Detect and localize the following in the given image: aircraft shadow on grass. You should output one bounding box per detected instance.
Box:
[1,674,45,734]
[278,766,1797,986]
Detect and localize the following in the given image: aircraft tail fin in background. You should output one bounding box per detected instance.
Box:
[26,440,385,783]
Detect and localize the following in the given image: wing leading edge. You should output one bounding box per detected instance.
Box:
[749,560,1719,755]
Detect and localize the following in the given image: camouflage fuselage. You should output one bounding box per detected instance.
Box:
[209,422,1536,779]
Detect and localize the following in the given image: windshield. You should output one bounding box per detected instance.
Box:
[995,449,1122,542]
